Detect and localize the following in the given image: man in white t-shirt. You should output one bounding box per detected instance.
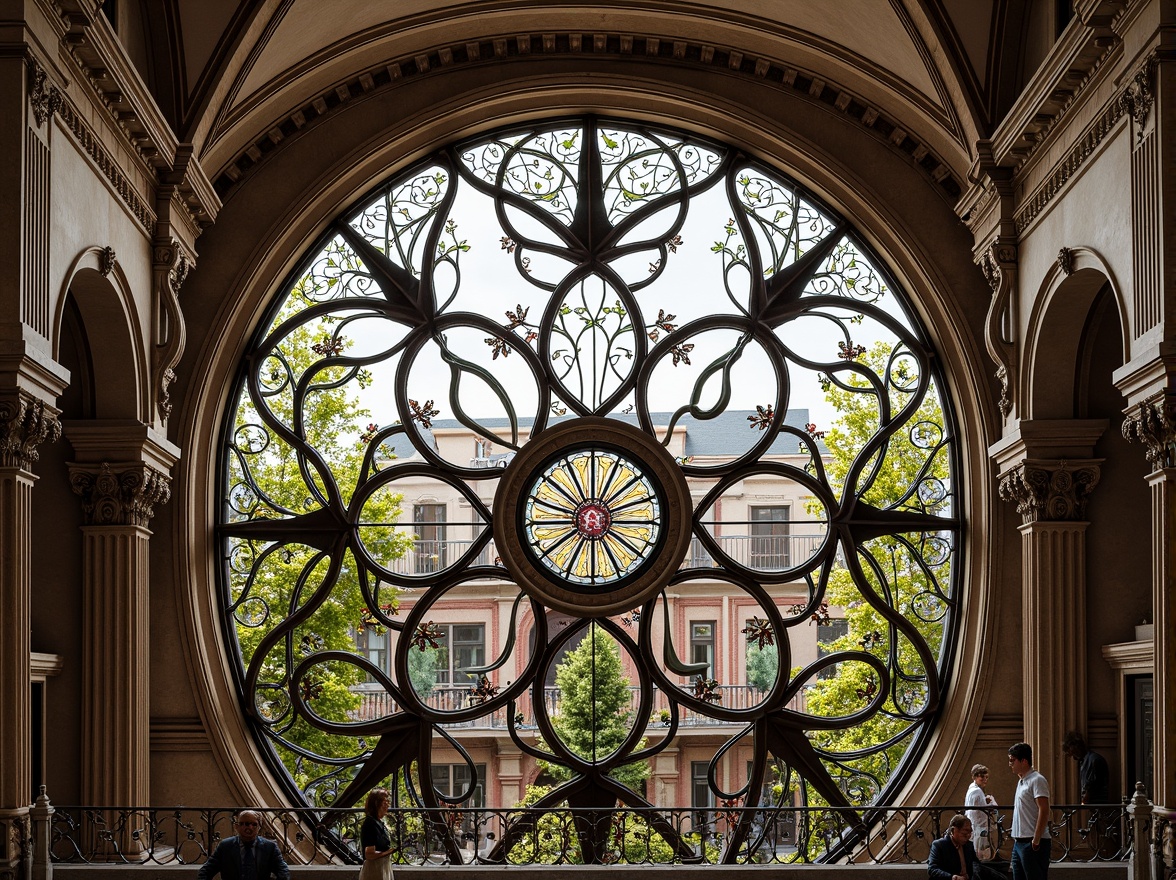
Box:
[965,763,998,860]
[1008,742,1051,879]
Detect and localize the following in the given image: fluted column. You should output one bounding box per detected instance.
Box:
[1123,392,1176,809]
[0,392,60,879]
[998,459,1100,804]
[67,461,170,815]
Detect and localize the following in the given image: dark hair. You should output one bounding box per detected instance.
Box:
[971,763,989,778]
[1008,742,1033,763]
[363,788,390,818]
[949,813,971,830]
[1062,730,1085,752]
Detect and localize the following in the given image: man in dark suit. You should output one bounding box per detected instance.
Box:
[198,810,290,880]
[929,814,983,880]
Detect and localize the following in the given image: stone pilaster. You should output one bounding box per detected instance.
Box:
[67,461,169,816]
[992,420,1106,805]
[1123,392,1176,807]
[64,423,178,822]
[0,391,60,880]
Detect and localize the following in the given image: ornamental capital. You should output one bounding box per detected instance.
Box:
[28,58,62,127]
[1122,391,1176,471]
[0,392,62,469]
[997,460,1100,523]
[977,240,1017,294]
[1119,56,1155,140]
[68,462,171,526]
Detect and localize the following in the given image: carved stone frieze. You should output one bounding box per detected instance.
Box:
[99,246,116,277]
[998,460,1101,523]
[0,393,62,470]
[68,462,171,526]
[27,59,62,127]
[1122,391,1176,471]
[1057,247,1074,276]
[1119,56,1155,140]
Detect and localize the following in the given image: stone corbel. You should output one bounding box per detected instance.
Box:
[997,459,1102,523]
[1122,389,1176,471]
[978,239,1018,419]
[1119,55,1155,143]
[67,461,171,526]
[151,240,191,424]
[27,58,62,128]
[0,391,62,470]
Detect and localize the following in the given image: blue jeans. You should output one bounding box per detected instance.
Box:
[1011,837,1050,880]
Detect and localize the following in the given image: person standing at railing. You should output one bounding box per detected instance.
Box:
[198,810,290,880]
[1008,742,1051,880]
[965,764,999,860]
[1061,730,1109,805]
[359,788,395,880]
[927,814,982,880]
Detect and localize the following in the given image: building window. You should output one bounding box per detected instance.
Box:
[750,506,790,569]
[435,624,485,686]
[356,628,388,679]
[817,618,849,680]
[413,503,447,573]
[690,621,715,678]
[691,761,714,834]
[432,763,487,834]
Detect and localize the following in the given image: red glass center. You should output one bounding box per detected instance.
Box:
[575,501,612,538]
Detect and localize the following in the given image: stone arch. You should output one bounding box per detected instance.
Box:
[176,80,996,813]
[1023,247,1128,421]
[54,247,148,422]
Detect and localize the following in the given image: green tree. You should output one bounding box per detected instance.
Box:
[746,642,779,692]
[227,284,412,795]
[541,625,650,792]
[798,341,952,800]
[408,646,441,696]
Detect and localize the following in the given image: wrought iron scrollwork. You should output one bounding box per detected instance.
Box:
[218,116,960,863]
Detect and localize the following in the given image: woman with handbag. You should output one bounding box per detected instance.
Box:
[358,789,394,880]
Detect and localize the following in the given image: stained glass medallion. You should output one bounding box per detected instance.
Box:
[524,446,660,587]
[495,417,692,617]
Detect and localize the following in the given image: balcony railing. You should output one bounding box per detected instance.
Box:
[42,802,1135,867]
[349,685,790,728]
[384,534,827,577]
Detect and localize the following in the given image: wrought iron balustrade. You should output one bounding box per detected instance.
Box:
[374,534,827,577]
[348,684,793,727]
[44,803,1131,867]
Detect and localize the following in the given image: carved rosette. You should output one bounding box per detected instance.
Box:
[997,460,1101,523]
[68,462,171,527]
[1122,392,1176,471]
[1119,57,1155,141]
[151,241,192,424]
[978,240,1018,419]
[0,392,62,470]
[27,59,61,128]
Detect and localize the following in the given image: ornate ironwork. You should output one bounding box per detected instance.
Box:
[217,117,961,863]
[45,804,1129,866]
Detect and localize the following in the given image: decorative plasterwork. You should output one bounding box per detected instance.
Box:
[152,241,192,424]
[1118,55,1155,140]
[212,32,963,204]
[1122,390,1176,471]
[997,460,1101,523]
[1013,99,1123,234]
[977,240,1017,419]
[67,461,171,527]
[1057,247,1074,276]
[27,59,62,127]
[0,392,62,470]
[99,246,116,277]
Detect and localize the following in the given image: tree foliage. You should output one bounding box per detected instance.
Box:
[540,625,650,791]
[797,341,952,802]
[228,286,412,795]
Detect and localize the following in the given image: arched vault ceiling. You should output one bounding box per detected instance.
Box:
[184,0,994,187]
